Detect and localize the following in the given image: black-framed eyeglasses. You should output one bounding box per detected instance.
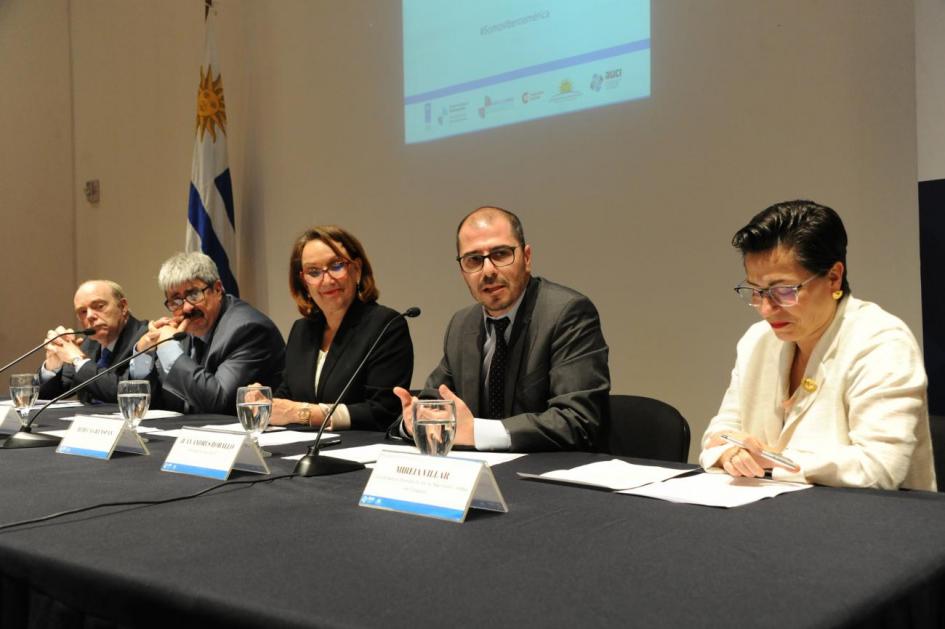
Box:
[733,274,819,308]
[300,259,350,284]
[164,285,213,311]
[456,245,519,274]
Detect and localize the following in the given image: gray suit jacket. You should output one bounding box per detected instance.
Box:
[152,295,285,414]
[426,276,610,451]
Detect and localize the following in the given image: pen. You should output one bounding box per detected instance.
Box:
[720,434,800,471]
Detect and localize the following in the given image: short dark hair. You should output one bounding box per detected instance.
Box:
[288,225,379,318]
[455,206,526,254]
[732,200,850,293]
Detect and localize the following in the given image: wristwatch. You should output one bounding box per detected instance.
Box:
[297,403,312,426]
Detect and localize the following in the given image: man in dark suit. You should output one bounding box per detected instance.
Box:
[39,280,149,403]
[129,252,285,415]
[395,206,610,451]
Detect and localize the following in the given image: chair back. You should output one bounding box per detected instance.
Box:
[930,415,945,492]
[606,394,691,463]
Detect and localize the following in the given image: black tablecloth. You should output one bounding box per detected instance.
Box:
[1,406,944,628]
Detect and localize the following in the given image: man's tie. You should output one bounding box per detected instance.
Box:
[487,317,511,419]
[96,347,112,369]
[191,337,206,364]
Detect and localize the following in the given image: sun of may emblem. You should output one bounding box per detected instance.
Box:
[196,63,227,142]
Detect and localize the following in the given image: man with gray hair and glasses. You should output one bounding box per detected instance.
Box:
[130,252,285,414]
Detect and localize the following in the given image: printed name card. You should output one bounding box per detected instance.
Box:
[161,427,269,480]
[57,416,149,459]
[0,403,20,434]
[359,451,508,523]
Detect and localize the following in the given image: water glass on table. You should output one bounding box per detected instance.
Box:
[9,373,39,427]
[236,385,272,446]
[118,380,151,429]
[413,399,457,456]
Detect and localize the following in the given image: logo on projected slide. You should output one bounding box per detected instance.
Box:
[196,64,227,142]
[478,95,514,119]
[604,68,623,89]
[521,91,544,104]
[549,79,581,104]
[590,74,603,92]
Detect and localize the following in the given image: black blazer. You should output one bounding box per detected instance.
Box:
[38,314,149,404]
[276,300,413,431]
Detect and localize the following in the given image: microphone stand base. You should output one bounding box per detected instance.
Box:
[0,430,62,449]
[294,450,365,477]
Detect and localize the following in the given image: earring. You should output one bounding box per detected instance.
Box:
[832,290,843,300]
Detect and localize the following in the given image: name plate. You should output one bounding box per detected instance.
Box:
[161,427,269,480]
[0,403,20,434]
[359,451,508,523]
[57,416,149,459]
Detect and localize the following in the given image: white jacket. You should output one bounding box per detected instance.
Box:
[700,296,936,491]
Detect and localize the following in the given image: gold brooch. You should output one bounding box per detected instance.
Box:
[802,378,818,393]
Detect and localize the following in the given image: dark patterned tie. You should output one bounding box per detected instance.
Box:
[191,337,206,364]
[487,317,511,419]
[96,347,112,369]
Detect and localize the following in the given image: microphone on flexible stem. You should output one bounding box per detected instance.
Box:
[0,332,188,450]
[0,327,96,376]
[294,307,421,477]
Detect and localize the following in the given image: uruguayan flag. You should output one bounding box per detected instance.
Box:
[186,8,239,296]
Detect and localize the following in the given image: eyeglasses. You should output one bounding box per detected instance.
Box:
[733,275,820,308]
[300,259,350,284]
[456,245,519,274]
[164,285,213,311]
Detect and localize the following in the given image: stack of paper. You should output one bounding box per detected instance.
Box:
[518,459,690,490]
[619,471,811,507]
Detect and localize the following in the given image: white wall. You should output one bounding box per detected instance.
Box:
[0,0,76,371]
[4,1,923,461]
[917,0,945,181]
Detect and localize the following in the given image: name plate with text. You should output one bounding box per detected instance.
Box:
[161,427,269,480]
[359,451,508,523]
[0,403,20,434]
[57,415,149,459]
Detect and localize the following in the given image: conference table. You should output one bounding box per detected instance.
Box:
[1,406,944,629]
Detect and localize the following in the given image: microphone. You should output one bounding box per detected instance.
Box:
[0,328,96,376]
[0,332,188,450]
[294,306,421,477]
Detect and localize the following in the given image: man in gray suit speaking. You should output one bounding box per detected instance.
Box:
[130,252,285,415]
[395,206,610,451]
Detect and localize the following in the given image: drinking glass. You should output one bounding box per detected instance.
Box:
[9,373,39,427]
[118,380,151,428]
[412,399,457,456]
[236,385,272,444]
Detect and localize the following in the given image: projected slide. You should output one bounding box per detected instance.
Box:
[403,0,650,144]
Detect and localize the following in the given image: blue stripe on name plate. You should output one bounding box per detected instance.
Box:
[359,495,465,522]
[161,462,229,480]
[59,446,110,460]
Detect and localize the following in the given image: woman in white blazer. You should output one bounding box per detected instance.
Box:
[700,200,936,491]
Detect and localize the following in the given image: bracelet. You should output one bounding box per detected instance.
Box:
[297,403,312,427]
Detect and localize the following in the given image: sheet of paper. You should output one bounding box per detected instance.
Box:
[255,430,318,447]
[34,400,85,408]
[518,459,691,491]
[38,429,69,438]
[619,471,811,508]
[286,443,525,467]
[58,409,184,422]
[163,424,339,447]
